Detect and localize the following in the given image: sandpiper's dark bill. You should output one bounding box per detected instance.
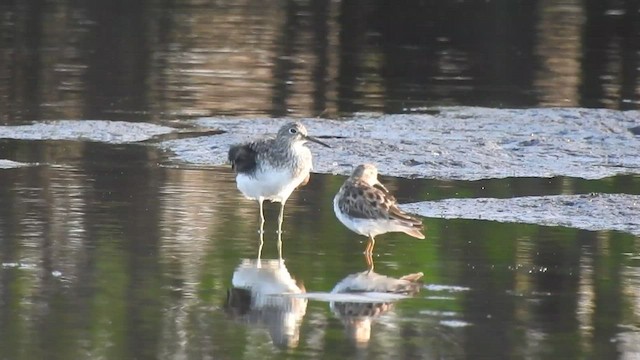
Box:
[304,135,331,148]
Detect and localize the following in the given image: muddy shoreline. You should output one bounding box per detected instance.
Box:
[162,107,640,181]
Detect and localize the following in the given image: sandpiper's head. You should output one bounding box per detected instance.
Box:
[349,163,390,193]
[277,122,330,148]
[350,164,379,184]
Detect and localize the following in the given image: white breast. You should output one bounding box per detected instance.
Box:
[237,165,309,203]
[236,142,314,202]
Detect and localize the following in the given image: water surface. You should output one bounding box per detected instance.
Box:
[0,0,639,359]
[0,140,639,359]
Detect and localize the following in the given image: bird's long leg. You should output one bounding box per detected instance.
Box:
[257,197,265,261]
[364,235,376,254]
[277,201,285,259]
[258,197,265,233]
[277,228,283,261]
[365,252,374,273]
[277,201,286,234]
[257,229,264,261]
[364,236,376,273]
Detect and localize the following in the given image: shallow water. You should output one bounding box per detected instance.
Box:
[0,140,638,359]
[1,0,640,359]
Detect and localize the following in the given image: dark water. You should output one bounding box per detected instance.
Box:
[0,141,639,359]
[1,0,639,124]
[0,1,640,359]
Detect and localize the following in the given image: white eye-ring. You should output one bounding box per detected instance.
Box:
[289,128,298,134]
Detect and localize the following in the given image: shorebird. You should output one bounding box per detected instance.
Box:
[228,122,330,254]
[333,164,425,265]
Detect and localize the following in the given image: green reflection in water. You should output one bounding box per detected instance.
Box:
[0,141,638,359]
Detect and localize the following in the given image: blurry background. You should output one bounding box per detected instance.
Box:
[1,0,639,124]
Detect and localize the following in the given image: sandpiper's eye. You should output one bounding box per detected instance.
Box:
[288,128,297,134]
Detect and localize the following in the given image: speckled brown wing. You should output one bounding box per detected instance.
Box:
[387,202,423,226]
[339,180,424,231]
[338,180,398,220]
[373,183,397,203]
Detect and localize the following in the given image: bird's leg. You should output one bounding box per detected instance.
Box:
[277,228,283,261]
[257,227,264,261]
[277,202,285,259]
[365,252,374,273]
[364,236,375,254]
[277,201,285,234]
[258,197,265,233]
[256,197,265,261]
[364,236,376,273]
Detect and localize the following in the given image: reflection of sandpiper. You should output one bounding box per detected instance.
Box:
[333,164,425,267]
[330,267,423,346]
[228,122,330,258]
[224,259,308,349]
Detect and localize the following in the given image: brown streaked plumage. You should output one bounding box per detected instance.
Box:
[333,164,425,260]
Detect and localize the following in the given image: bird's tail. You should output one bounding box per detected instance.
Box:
[398,214,426,239]
[403,228,425,239]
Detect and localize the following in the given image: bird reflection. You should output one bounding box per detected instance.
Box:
[224,259,307,349]
[330,255,423,346]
